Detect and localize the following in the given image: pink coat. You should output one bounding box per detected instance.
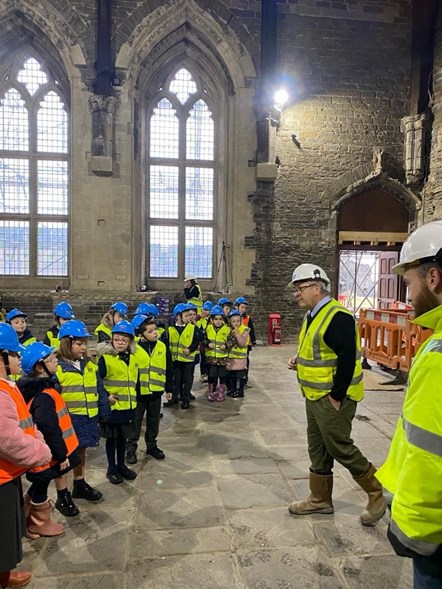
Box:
[0,383,51,470]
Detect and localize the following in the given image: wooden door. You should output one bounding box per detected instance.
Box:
[377,252,399,308]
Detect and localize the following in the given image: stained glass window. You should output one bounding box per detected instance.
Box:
[0,55,69,277]
[147,68,215,280]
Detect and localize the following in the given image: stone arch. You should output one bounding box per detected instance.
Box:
[116,0,257,91]
[0,0,89,84]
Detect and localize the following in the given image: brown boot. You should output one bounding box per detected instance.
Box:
[26,500,64,539]
[289,473,334,515]
[354,464,387,526]
[22,493,38,539]
[0,570,32,588]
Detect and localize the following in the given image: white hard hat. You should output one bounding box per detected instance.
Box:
[393,220,442,275]
[289,263,330,288]
[184,274,197,282]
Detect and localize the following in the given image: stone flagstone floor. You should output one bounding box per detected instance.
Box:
[22,345,412,588]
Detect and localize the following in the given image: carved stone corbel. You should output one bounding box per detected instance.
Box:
[88,95,118,176]
[401,113,429,185]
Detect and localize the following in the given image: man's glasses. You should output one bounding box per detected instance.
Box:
[293,283,317,296]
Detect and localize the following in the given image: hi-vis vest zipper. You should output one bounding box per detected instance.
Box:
[135,341,167,395]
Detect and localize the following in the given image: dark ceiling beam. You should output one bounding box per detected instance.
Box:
[95,0,113,96]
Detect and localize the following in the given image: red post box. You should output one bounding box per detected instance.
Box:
[268,313,282,346]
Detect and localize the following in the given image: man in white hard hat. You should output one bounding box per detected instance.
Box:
[287,263,386,526]
[375,220,442,587]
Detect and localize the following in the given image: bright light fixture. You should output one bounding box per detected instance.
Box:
[274,88,289,106]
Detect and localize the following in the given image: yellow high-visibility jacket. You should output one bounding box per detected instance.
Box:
[135,342,167,395]
[376,305,442,556]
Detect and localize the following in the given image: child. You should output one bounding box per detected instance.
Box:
[217,298,233,321]
[185,302,203,397]
[204,305,232,402]
[226,310,250,398]
[54,320,110,516]
[197,301,213,382]
[6,308,37,347]
[234,297,257,383]
[98,321,138,484]
[184,274,202,313]
[18,342,80,539]
[94,301,128,349]
[126,315,173,464]
[44,301,75,349]
[6,308,37,381]
[0,324,51,589]
[165,303,199,409]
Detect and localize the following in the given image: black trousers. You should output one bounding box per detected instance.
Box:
[172,362,193,403]
[127,396,162,452]
[0,477,24,571]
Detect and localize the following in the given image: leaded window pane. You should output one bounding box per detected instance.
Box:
[0,220,29,274]
[37,91,68,153]
[150,98,179,158]
[185,167,213,220]
[0,89,28,151]
[17,57,48,96]
[37,160,68,215]
[150,165,179,219]
[186,100,214,160]
[169,68,197,104]
[185,226,213,279]
[0,158,29,213]
[37,221,68,276]
[150,226,178,277]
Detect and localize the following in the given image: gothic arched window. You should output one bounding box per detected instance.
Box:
[0,55,69,276]
[146,67,216,280]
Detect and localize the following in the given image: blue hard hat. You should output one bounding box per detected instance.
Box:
[210,305,224,316]
[229,309,241,317]
[146,303,159,318]
[5,308,27,322]
[111,301,128,316]
[131,314,151,331]
[0,323,26,353]
[21,342,55,375]
[202,301,214,311]
[185,302,197,311]
[217,297,232,307]
[234,296,248,306]
[59,320,91,339]
[173,303,187,316]
[135,303,151,316]
[112,320,135,337]
[53,301,75,319]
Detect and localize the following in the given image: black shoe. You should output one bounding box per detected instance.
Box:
[55,490,79,517]
[106,468,124,484]
[226,390,234,397]
[160,412,164,419]
[72,479,102,501]
[147,447,165,460]
[181,402,190,409]
[163,399,178,407]
[189,393,196,400]
[117,465,137,480]
[238,391,244,398]
[126,451,137,465]
[231,391,241,398]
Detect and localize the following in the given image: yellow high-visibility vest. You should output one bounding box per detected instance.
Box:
[94,323,111,339]
[296,299,363,402]
[188,284,202,313]
[46,328,60,349]
[101,353,138,411]
[135,342,167,395]
[376,305,442,556]
[56,361,99,417]
[228,324,248,360]
[205,324,231,360]
[168,324,195,363]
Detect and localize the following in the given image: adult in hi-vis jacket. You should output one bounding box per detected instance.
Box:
[376,221,442,588]
[287,264,386,526]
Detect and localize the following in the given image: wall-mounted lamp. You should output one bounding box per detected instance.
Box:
[268,88,289,127]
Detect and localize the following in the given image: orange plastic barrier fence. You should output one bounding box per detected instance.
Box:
[358,308,432,373]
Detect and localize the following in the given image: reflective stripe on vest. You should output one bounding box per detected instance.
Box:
[102,354,138,410]
[188,285,202,312]
[56,362,99,417]
[94,323,112,338]
[28,387,79,473]
[205,324,231,359]
[135,342,167,395]
[229,324,248,359]
[0,379,37,484]
[168,324,196,362]
[296,299,364,402]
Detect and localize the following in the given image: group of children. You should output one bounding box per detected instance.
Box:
[0,295,256,541]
